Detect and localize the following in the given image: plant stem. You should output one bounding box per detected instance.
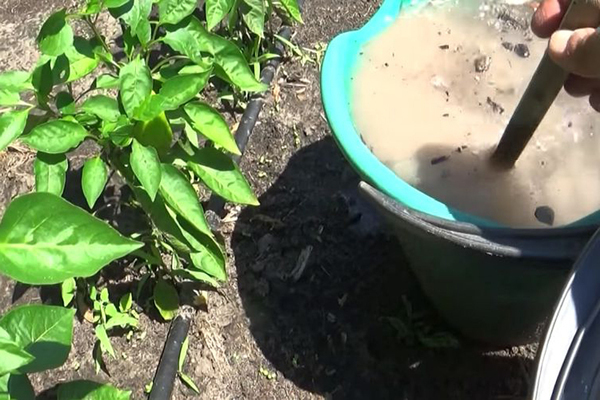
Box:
[93,0,106,25]
[150,55,188,73]
[85,16,120,72]
[145,23,162,63]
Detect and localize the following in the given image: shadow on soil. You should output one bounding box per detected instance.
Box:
[231,137,533,399]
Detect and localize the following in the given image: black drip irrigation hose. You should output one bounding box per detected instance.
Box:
[149,2,305,397]
[148,311,192,400]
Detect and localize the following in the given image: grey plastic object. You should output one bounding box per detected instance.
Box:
[532,228,600,400]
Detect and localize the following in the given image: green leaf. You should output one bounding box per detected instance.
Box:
[0,71,32,92]
[173,268,219,286]
[0,109,29,152]
[277,0,303,23]
[0,89,20,107]
[105,314,138,330]
[163,17,267,92]
[159,164,211,235]
[96,74,120,89]
[205,0,235,30]
[106,0,131,7]
[0,374,35,400]
[241,0,265,37]
[100,287,110,303]
[0,192,143,285]
[34,153,68,196]
[82,95,121,122]
[37,9,74,56]
[187,147,258,205]
[82,0,102,14]
[50,54,71,85]
[58,380,131,400]
[61,278,77,306]
[135,74,207,120]
[158,0,198,25]
[153,279,179,321]
[56,91,76,114]
[119,57,152,119]
[21,119,88,154]
[179,372,200,394]
[119,293,133,312]
[82,157,109,209]
[95,325,115,358]
[0,337,35,375]
[118,0,152,41]
[0,305,74,373]
[64,37,101,83]
[131,139,162,201]
[178,336,189,371]
[105,303,118,317]
[190,247,226,281]
[32,60,54,104]
[157,72,212,111]
[184,102,240,154]
[137,18,152,46]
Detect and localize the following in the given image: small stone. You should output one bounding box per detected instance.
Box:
[431,155,450,165]
[474,55,492,72]
[442,113,450,117]
[257,233,277,255]
[514,44,530,58]
[502,42,514,51]
[535,206,555,226]
[439,44,450,50]
[384,62,389,67]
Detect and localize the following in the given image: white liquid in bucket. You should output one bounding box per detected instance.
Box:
[352,1,600,228]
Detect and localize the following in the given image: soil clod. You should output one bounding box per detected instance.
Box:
[474,55,492,72]
[514,43,530,58]
[487,97,505,114]
[430,155,450,165]
[535,206,555,226]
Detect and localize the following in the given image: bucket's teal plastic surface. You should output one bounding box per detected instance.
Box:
[321,0,600,344]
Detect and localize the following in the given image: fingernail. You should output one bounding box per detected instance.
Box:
[549,30,572,58]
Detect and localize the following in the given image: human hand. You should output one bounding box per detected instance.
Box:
[532,0,600,110]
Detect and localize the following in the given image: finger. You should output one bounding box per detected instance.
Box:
[549,28,600,78]
[532,0,571,38]
[588,90,600,111]
[564,74,600,96]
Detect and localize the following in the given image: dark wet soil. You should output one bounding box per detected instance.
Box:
[0,0,535,398]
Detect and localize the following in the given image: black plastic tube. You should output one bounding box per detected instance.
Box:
[148,314,191,400]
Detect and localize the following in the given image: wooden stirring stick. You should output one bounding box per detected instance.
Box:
[491,0,596,169]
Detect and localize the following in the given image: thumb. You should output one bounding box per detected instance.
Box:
[548,28,600,78]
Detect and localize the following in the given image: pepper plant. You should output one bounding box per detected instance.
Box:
[0,0,301,353]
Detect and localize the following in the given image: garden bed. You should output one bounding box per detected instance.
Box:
[0,0,535,398]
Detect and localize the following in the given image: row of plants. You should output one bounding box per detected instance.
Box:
[0,0,301,396]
